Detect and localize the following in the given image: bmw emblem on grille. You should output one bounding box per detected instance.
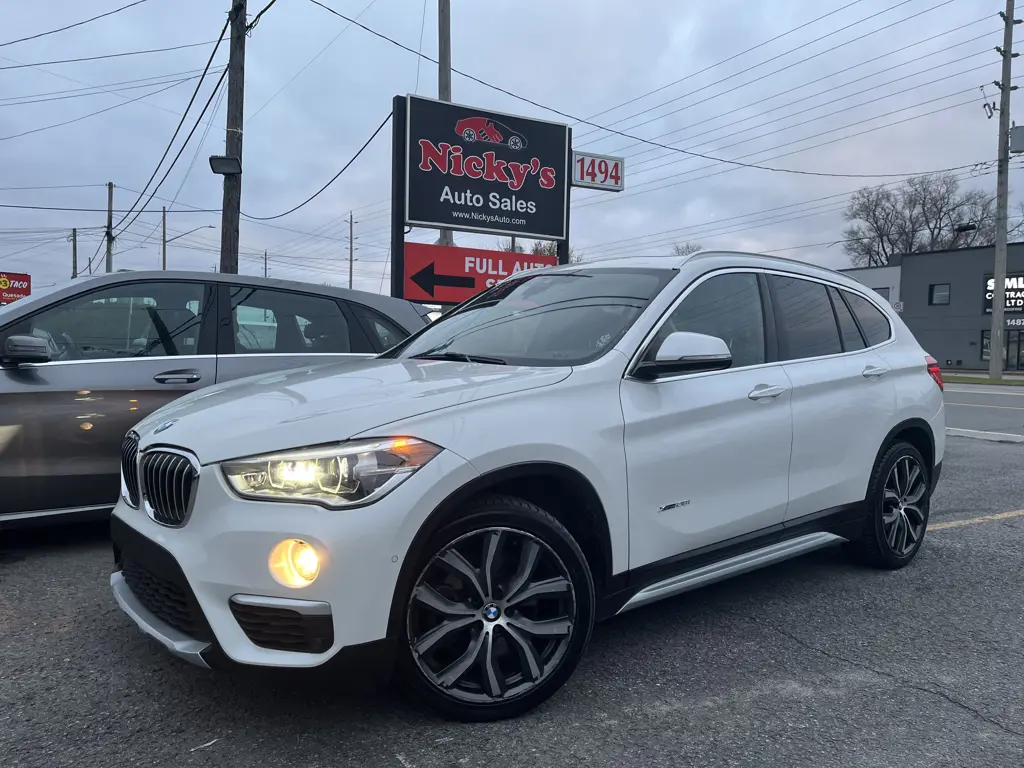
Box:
[153,419,178,435]
[483,604,501,621]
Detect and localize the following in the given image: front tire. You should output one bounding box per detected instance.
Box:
[398,495,595,721]
[846,441,931,569]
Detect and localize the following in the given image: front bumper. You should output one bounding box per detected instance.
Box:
[110,570,211,668]
[109,447,478,669]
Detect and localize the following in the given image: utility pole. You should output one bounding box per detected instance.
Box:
[263,249,268,278]
[436,0,454,248]
[104,181,114,272]
[71,228,77,278]
[990,0,1020,380]
[219,0,247,274]
[349,211,355,288]
[162,206,168,270]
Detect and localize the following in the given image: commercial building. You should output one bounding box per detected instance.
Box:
[841,243,1024,372]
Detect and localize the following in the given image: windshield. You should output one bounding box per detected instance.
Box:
[390,267,674,367]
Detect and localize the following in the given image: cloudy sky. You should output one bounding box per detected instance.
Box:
[0,0,1016,296]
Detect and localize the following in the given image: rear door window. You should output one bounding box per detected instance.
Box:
[842,290,892,347]
[227,287,354,354]
[768,275,842,361]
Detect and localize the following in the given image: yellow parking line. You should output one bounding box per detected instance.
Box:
[931,509,1024,530]
[944,402,1024,410]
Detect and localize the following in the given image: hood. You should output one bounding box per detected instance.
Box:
[133,357,570,463]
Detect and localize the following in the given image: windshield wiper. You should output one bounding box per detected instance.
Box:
[410,352,507,365]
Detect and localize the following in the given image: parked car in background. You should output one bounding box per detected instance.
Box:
[108,252,944,721]
[0,271,429,528]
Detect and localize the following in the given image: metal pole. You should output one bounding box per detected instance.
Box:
[391,95,407,299]
[162,206,167,270]
[349,211,354,289]
[437,0,454,248]
[990,0,1018,380]
[104,181,114,272]
[219,0,247,274]
[71,228,77,278]
[263,249,268,278]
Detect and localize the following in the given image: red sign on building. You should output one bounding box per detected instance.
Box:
[402,243,556,304]
[0,271,30,305]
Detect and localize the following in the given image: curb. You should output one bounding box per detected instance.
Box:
[946,427,1024,444]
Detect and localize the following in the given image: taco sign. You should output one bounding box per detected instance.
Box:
[0,271,30,305]
[405,95,570,240]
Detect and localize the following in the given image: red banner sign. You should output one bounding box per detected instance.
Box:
[403,243,557,304]
[0,271,30,305]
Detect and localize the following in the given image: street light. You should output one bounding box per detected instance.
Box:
[162,224,215,270]
[209,155,242,175]
[166,225,215,245]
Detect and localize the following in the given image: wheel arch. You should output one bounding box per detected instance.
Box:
[873,417,935,484]
[385,461,614,638]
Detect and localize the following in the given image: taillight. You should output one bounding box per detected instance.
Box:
[925,355,944,391]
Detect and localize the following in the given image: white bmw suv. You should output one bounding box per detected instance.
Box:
[110,251,945,721]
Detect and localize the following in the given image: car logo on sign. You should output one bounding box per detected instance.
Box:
[153,419,178,435]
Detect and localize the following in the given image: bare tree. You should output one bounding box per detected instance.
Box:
[497,237,525,253]
[530,240,581,262]
[840,172,1022,266]
[671,242,703,258]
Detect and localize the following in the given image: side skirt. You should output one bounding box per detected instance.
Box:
[598,502,866,619]
[617,532,845,614]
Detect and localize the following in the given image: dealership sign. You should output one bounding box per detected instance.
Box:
[0,271,30,305]
[984,274,1024,313]
[403,243,556,304]
[405,95,570,240]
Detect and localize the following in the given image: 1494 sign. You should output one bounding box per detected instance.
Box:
[405,95,570,240]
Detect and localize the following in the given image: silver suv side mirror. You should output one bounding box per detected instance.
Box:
[634,331,732,380]
[2,334,51,365]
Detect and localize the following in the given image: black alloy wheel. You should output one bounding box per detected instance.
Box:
[400,496,595,721]
[847,441,931,569]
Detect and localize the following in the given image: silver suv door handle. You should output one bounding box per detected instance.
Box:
[862,365,889,379]
[748,384,787,401]
[154,369,201,384]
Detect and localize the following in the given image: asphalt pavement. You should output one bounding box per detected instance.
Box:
[1,437,1023,768]
[944,384,1024,439]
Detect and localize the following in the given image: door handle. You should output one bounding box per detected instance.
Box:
[862,365,889,379]
[154,369,201,384]
[748,384,787,401]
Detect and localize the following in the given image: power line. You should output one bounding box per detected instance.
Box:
[247,0,280,30]
[597,21,995,161]
[572,93,992,209]
[577,0,871,125]
[0,183,105,191]
[0,40,220,70]
[0,203,217,213]
[241,111,392,220]
[0,70,223,107]
[114,67,230,236]
[574,0,942,143]
[113,21,230,232]
[622,63,995,180]
[414,0,428,94]
[0,76,205,141]
[307,0,978,181]
[248,0,383,122]
[0,0,151,48]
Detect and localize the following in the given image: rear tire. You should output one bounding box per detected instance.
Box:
[846,441,930,570]
[397,494,595,721]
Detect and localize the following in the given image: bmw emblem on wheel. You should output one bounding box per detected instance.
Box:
[153,419,178,435]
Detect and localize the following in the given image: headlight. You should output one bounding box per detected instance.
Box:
[221,437,442,508]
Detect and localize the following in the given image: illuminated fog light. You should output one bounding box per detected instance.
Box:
[269,538,321,588]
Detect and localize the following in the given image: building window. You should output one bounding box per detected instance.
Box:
[929,283,950,305]
[874,287,890,301]
[981,331,991,362]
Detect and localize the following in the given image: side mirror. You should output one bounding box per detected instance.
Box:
[633,331,732,380]
[2,334,51,365]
